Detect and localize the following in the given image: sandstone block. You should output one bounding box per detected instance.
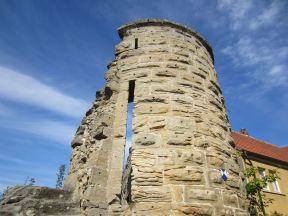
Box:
[148,117,166,130]
[164,165,204,184]
[172,203,213,216]
[132,186,171,202]
[134,103,169,114]
[133,202,171,216]
[151,84,185,95]
[133,116,148,133]
[133,167,163,186]
[158,149,204,166]
[115,41,131,55]
[166,116,195,131]
[133,132,159,147]
[154,69,177,77]
[168,56,192,65]
[223,192,239,208]
[167,132,192,146]
[171,186,184,202]
[216,207,235,216]
[132,149,157,167]
[184,187,219,202]
[208,169,224,186]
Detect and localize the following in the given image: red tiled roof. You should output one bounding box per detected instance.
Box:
[232,132,288,164]
[282,146,288,153]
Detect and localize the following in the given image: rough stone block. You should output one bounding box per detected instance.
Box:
[164,165,204,184]
[167,132,192,146]
[132,186,171,202]
[216,207,235,216]
[158,149,204,166]
[166,116,195,131]
[223,192,239,208]
[133,116,148,133]
[133,167,163,186]
[132,149,157,167]
[133,132,160,147]
[168,56,192,65]
[151,84,185,94]
[148,117,166,130]
[154,69,177,77]
[133,202,171,216]
[208,169,224,186]
[172,203,213,216]
[184,187,219,202]
[134,103,169,114]
[171,186,184,202]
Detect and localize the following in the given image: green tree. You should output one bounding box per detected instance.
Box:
[0,186,10,201]
[56,164,66,189]
[28,178,36,186]
[237,150,279,216]
[24,176,36,186]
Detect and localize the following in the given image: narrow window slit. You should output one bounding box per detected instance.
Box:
[128,80,135,102]
[135,38,138,49]
[121,80,135,204]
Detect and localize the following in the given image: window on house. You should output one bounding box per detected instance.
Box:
[270,171,281,193]
[259,168,270,191]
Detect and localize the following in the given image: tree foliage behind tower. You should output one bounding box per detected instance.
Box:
[56,164,66,189]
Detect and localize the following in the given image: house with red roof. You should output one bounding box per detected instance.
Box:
[232,129,288,215]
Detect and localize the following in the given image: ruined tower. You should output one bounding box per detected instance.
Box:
[64,19,249,215]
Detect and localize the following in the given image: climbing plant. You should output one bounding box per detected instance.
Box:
[244,166,278,216]
[236,150,279,216]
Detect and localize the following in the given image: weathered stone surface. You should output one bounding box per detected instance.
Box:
[216,207,235,216]
[158,149,204,165]
[133,202,171,216]
[133,167,163,186]
[167,132,193,146]
[1,19,249,215]
[0,186,80,216]
[172,203,213,215]
[132,186,171,202]
[164,165,204,184]
[184,187,219,202]
[133,132,159,147]
[223,192,239,208]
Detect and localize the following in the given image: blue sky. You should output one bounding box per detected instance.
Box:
[0,0,287,191]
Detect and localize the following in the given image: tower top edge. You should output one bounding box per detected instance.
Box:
[117,19,214,63]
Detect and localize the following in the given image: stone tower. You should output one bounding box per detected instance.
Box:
[64,19,249,216]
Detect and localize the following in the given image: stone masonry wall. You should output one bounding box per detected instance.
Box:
[65,19,249,216]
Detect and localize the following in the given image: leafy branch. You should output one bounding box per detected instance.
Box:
[236,150,280,216]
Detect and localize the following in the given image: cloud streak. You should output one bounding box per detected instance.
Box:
[249,0,283,30]
[222,37,288,89]
[0,66,90,118]
[217,0,252,30]
[0,117,75,145]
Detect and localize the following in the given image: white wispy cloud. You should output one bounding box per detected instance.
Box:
[249,0,283,30]
[222,37,288,88]
[217,0,252,30]
[222,38,288,66]
[1,118,75,145]
[0,154,26,164]
[217,0,286,32]
[0,66,90,118]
